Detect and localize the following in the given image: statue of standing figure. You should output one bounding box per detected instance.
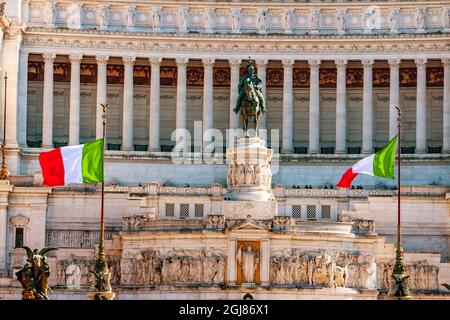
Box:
[237,245,259,284]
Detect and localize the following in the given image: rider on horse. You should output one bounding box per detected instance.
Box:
[233,59,266,114]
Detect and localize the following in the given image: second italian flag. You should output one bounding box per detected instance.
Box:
[39,139,104,187]
[337,135,397,188]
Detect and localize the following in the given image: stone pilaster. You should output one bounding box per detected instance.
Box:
[95,55,109,140]
[69,54,82,146]
[227,237,237,286]
[415,58,427,154]
[149,57,162,152]
[122,56,136,151]
[309,59,321,154]
[282,59,294,154]
[335,59,347,154]
[0,182,12,273]
[42,53,56,149]
[362,59,374,154]
[260,238,270,286]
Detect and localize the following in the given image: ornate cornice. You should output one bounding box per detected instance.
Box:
[22,29,450,59]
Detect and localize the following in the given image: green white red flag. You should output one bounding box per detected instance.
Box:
[337,135,397,188]
[39,139,104,187]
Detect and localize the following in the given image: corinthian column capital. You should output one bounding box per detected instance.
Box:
[122,56,136,66]
[95,55,109,65]
[415,58,427,67]
[442,58,450,68]
[282,59,295,69]
[175,57,189,67]
[202,58,215,67]
[255,59,268,69]
[388,58,401,68]
[69,54,83,64]
[42,53,56,63]
[361,59,374,69]
[308,59,321,70]
[228,59,242,69]
[149,56,162,66]
[335,59,347,70]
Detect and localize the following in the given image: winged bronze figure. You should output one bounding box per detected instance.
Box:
[15,246,58,300]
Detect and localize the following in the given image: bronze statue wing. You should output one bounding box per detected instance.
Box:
[39,247,58,257]
[16,246,33,263]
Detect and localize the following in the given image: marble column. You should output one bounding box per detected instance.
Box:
[69,54,82,146]
[443,59,450,153]
[17,51,29,146]
[229,59,241,130]
[335,60,347,154]
[309,59,321,154]
[175,57,188,147]
[149,57,162,152]
[42,53,56,148]
[362,59,374,154]
[95,55,109,140]
[122,56,135,151]
[415,58,427,154]
[202,58,215,150]
[227,237,237,285]
[260,239,270,286]
[389,59,401,139]
[256,59,268,131]
[282,59,294,153]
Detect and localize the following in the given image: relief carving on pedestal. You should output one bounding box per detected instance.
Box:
[227,161,271,189]
[270,250,378,289]
[120,248,226,286]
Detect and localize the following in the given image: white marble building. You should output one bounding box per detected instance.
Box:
[0,0,449,299]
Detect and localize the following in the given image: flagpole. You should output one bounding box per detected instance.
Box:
[389,105,412,299]
[89,103,115,300]
[0,72,9,181]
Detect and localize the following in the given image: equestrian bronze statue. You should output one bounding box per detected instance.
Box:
[15,246,58,300]
[233,59,266,135]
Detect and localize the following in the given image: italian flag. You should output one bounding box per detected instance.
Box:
[39,139,104,187]
[337,135,397,188]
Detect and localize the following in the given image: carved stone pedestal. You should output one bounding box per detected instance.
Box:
[226,136,273,202]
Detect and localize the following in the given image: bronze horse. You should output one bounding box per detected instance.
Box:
[240,81,262,134]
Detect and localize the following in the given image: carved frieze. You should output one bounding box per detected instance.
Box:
[120,248,226,286]
[46,230,113,248]
[270,250,377,289]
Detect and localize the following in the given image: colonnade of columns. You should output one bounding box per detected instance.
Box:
[22,53,450,154]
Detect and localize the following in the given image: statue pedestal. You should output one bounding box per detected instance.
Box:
[226,137,273,202]
[224,136,277,219]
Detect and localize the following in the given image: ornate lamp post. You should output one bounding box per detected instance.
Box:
[0,72,9,181]
[88,103,115,300]
[388,106,412,299]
